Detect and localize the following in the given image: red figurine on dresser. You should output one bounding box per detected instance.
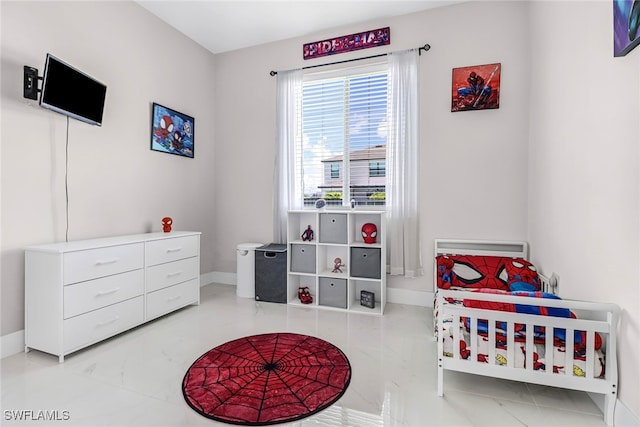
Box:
[162,217,173,232]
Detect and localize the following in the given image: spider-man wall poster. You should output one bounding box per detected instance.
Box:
[451,63,501,112]
[151,102,195,158]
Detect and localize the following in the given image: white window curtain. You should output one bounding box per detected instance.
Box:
[386,49,423,277]
[273,69,303,244]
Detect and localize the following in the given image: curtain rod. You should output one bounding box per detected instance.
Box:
[269,43,430,76]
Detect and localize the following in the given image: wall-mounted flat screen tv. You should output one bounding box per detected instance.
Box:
[39,54,107,126]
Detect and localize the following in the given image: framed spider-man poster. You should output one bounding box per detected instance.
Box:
[150,103,194,158]
[614,0,640,57]
[451,63,501,112]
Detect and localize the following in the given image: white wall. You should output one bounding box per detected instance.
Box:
[1,1,217,335]
[213,1,531,290]
[528,1,640,419]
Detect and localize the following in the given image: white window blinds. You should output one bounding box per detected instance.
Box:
[299,66,387,207]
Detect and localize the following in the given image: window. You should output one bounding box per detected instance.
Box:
[330,163,340,179]
[369,161,385,177]
[298,65,387,207]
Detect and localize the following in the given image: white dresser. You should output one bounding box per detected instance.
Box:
[25,231,201,362]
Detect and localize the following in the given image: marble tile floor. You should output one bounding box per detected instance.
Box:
[1,283,608,426]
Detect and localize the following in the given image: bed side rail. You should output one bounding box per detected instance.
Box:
[436,290,620,396]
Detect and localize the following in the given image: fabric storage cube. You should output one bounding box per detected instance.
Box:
[319,213,347,244]
[350,247,381,279]
[290,244,316,274]
[319,277,347,308]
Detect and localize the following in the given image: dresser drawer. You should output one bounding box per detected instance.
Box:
[63,243,144,285]
[145,236,199,267]
[146,257,199,293]
[63,296,143,352]
[146,279,199,320]
[63,269,144,319]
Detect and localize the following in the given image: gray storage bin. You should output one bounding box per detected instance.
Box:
[319,277,347,309]
[319,213,347,244]
[350,247,381,279]
[290,244,316,273]
[255,244,287,303]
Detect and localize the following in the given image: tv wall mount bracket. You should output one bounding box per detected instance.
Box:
[23,65,41,100]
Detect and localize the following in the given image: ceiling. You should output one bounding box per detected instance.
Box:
[136,1,465,55]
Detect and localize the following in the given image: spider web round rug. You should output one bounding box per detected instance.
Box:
[182,332,351,425]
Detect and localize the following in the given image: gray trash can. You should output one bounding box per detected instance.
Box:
[255,244,287,303]
[236,243,263,298]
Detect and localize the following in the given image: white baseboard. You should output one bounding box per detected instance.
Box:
[386,287,432,307]
[1,329,24,359]
[204,271,236,286]
[200,271,214,286]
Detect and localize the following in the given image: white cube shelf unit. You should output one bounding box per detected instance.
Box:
[287,210,386,315]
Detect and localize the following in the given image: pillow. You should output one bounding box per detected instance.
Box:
[435,255,510,290]
[505,258,540,291]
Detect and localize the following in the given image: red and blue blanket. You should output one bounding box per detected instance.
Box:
[461,289,602,352]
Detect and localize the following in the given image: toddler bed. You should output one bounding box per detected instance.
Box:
[433,239,620,426]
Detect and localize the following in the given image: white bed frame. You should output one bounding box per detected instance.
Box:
[434,239,620,426]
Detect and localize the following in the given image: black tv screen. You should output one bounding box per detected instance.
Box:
[39,54,107,126]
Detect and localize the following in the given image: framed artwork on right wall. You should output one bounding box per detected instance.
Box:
[613,0,640,57]
[451,63,501,112]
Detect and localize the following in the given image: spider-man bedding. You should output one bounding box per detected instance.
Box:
[433,255,605,377]
[439,289,606,377]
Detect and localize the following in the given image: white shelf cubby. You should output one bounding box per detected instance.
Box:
[287,209,386,315]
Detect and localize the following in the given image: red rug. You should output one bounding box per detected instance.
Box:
[182,333,351,425]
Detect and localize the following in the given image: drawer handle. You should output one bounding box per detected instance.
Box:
[96,287,120,297]
[97,316,119,327]
[166,247,182,253]
[167,295,181,302]
[95,258,119,266]
[167,271,182,278]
